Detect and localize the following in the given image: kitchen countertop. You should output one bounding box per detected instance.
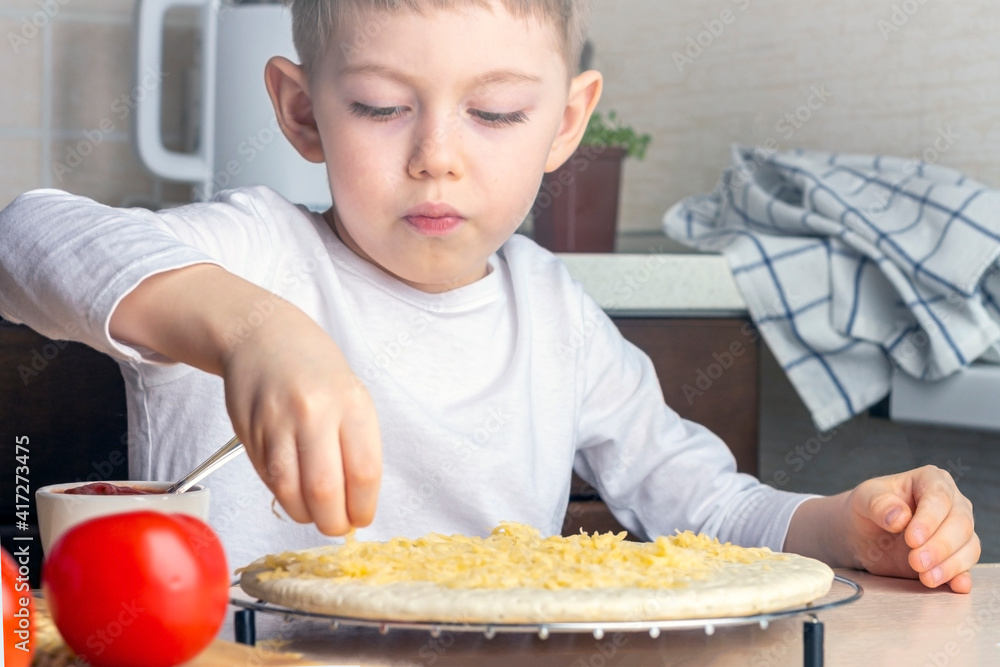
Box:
[223,565,1000,666]
[557,252,748,317]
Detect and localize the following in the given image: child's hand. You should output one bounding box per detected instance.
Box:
[111,264,382,536]
[844,465,979,593]
[221,305,382,536]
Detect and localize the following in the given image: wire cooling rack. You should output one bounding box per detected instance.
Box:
[230,574,862,666]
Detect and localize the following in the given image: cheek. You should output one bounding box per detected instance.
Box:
[328,128,378,171]
[326,137,401,200]
[318,109,400,178]
[474,127,549,180]
[483,139,550,210]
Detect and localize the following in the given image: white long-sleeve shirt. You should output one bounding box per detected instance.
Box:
[0,186,811,571]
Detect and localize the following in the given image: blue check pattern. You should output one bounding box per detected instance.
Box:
[663,146,1000,431]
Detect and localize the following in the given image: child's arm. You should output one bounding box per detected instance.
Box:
[784,465,979,592]
[111,263,382,535]
[0,189,381,535]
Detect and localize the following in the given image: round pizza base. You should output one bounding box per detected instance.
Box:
[240,549,834,624]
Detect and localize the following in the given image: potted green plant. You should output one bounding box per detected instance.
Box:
[531,111,652,253]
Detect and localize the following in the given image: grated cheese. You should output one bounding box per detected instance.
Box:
[246,522,781,590]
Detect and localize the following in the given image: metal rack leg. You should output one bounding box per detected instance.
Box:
[803,615,824,667]
[235,609,257,646]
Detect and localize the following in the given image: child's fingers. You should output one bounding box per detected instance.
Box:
[904,465,962,550]
[908,502,977,578]
[915,535,980,592]
[339,383,382,528]
[292,376,379,535]
[298,427,351,535]
[946,571,974,594]
[850,479,912,534]
[259,431,311,525]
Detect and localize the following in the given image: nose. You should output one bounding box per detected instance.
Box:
[407,111,465,180]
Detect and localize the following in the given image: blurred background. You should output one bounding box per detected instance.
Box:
[1,0,197,208]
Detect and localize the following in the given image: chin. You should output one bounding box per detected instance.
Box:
[397,263,486,292]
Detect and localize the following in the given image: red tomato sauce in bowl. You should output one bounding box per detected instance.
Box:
[62,482,161,495]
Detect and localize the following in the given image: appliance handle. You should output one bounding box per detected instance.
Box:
[133,0,215,184]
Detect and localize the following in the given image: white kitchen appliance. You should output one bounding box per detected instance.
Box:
[134,0,331,209]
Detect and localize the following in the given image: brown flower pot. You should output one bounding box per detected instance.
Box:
[531,145,626,253]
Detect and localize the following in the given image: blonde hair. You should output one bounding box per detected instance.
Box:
[284,0,589,76]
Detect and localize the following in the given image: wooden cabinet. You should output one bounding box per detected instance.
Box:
[1,316,758,584]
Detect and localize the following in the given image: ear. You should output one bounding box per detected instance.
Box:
[265,56,325,163]
[544,70,603,172]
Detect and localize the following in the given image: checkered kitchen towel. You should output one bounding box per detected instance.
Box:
[663,146,1000,431]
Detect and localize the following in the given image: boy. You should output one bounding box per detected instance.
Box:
[0,0,979,593]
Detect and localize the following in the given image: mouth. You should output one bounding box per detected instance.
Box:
[403,203,466,237]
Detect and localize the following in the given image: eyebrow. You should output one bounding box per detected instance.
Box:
[340,62,543,88]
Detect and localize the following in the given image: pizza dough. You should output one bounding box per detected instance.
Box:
[239,522,834,623]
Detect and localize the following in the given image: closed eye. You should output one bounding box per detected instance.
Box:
[350,103,406,122]
[471,110,528,127]
[350,103,527,128]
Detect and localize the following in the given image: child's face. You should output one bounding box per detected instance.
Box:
[298,5,598,292]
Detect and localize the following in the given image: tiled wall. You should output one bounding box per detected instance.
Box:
[2,0,996,219]
[0,0,195,209]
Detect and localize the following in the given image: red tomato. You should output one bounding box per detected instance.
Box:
[2,547,33,667]
[42,511,229,667]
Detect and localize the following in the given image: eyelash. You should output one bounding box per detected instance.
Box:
[350,103,405,122]
[349,103,527,128]
[473,110,528,127]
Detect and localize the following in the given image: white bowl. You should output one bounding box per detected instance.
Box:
[35,481,210,554]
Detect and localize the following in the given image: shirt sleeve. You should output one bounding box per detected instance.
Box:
[0,188,275,362]
[571,294,816,551]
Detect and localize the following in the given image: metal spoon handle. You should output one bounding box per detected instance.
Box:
[167,435,245,493]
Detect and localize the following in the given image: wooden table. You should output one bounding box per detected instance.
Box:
[223,564,1000,666]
